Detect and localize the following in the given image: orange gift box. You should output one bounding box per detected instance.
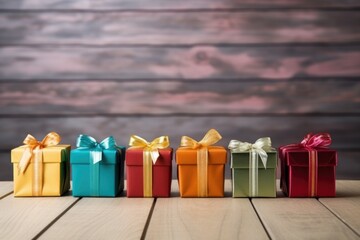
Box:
[176,147,227,197]
[176,129,227,197]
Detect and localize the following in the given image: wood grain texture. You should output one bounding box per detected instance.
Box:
[39,197,153,240]
[252,197,359,239]
[0,180,358,240]
[1,116,359,150]
[0,0,358,185]
[0,11,359,45]
[336,152,360,180]
[0,46,359,80]
[0,193,78,239]
[319,181,360,236]
[146,180,269,239]
[0,152,12,181]
[1,80,359,115]
[0,0,359,10]
[0,182,12,198]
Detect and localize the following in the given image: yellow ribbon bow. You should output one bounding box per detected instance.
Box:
[18,132,61,196]
[18,132,61,174]
[180,129,222,197]
[129,135,170,197]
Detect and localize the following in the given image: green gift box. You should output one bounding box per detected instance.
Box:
[229,138,277,198]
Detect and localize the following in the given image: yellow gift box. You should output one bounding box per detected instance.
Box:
[11,132,71,197]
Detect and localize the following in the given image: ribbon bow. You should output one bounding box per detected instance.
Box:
[129,135,170,164]
[301,133,332,148]
[76,134,118,164]
[280,132,331,197]
[180,129,222,197]
[280,133,332,160]
[180,128,222,149]
[129,135,169,197]
[18,132,61,174]
[228,137,272,169]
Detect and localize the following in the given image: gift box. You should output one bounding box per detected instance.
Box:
[279,133,337,197]
[176,129,227,197]
[71,135,125,197]
[126,135,172,197]
[11,132,70,197]
[229,138,277,197]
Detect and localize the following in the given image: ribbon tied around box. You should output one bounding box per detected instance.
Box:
[228,137,272,197]
[281,133,331,197]
[76,134,120,196]
[180,129,222,197]
[129,135,170,197]
[76,134,119,164]
[18,132,61,196]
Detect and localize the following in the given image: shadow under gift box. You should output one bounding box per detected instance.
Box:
[11,145,71,197]
[230,150,277,197]
[176,146,227,197]
[126,148,173,197]
[70,147,125,197]
[280,148,337,197]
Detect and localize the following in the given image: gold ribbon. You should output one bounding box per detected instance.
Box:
[18,132,61,196]
[308,150,318,197]
[180,129,222,197]
[129,135,170,197]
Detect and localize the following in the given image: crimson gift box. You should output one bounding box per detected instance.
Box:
[126,148,173,197]
[279,147,337,197]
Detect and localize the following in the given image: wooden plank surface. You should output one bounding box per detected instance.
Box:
[0,181,12,198]
[0,193,79,239]
[0,180,358,240]
[146,180,269,239]
[39,197,154,240]
[319,181,360,236]
[0,46,359,80]
[336,152,360,180]
[1,0,359,10]
[1,81,359,115]
[252,195,359,239]
[0,116,359,150]
[0,11,359,45]
[0,153,12,181]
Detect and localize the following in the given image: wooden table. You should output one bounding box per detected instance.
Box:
[0,180,359,240]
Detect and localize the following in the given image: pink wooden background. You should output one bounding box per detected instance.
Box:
[0,0,359,180]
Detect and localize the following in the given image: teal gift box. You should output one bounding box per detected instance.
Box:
[71,135,125,197]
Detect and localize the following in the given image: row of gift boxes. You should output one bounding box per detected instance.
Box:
[11,132,337,198]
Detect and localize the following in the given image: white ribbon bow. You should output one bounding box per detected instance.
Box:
[228,137,272,169]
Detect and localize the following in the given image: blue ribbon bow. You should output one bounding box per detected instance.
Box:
[76,134,118,164]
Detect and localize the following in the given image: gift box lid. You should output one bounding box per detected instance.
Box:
[285,148,337,166]
[126,148,173,166]
[70,146,125,165]
[11,145,71,163]
[230,150,277,169]
[176,146,227,165]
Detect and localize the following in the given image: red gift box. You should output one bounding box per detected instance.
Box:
[279,133,337,197]
[126,148,173,197]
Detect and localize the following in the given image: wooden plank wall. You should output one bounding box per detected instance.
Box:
[0,1,359,180]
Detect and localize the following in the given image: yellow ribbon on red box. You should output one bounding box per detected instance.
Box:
[129,135,170,197]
